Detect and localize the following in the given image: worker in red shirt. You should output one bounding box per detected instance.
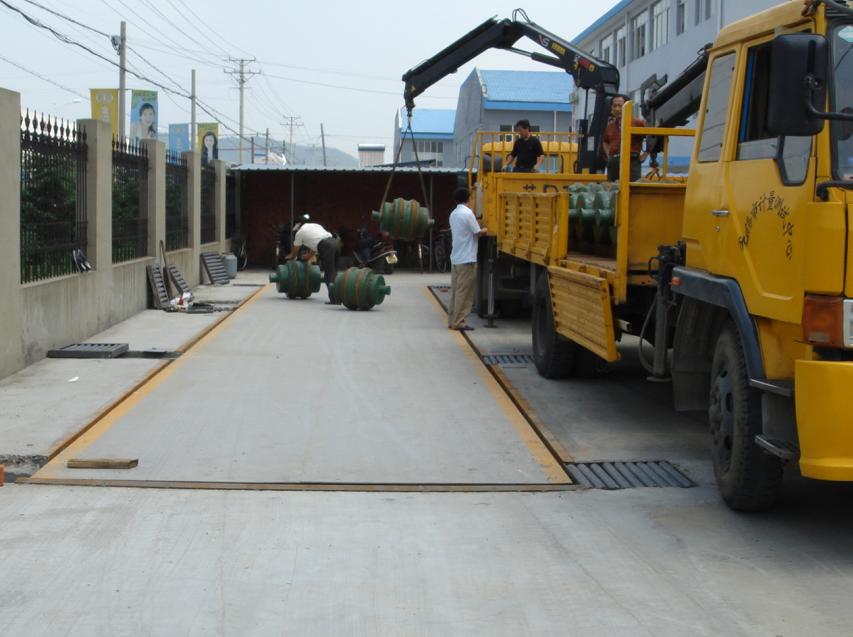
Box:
[601,94,647,182]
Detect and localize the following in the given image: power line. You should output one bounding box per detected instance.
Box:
[0,0,259,142]
[21,0,110,37]
[261,71,456,99]
[0,52,87,99]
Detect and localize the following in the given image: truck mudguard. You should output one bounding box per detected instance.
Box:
[671,267,764,380]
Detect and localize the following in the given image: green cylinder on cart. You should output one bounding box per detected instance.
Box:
[330,267,391,311]
[371,198,434,241]
[269,260,322,299]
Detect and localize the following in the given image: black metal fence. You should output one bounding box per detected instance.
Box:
[165,150,188,251]
[20,110,88,284]
[112,137,149,263]
[225,172,237,239]
[200,163,216,244]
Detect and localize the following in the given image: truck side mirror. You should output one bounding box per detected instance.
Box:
[767,33,829,137]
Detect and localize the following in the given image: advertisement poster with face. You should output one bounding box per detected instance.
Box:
[198,122,219,164]
[169,123,190,153]
[89,89,119,136]
[130,90,158,141]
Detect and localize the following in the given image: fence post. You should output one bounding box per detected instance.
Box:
[78,119,112,271]
[0,88,24,378]
[142,138,165,261]
[214,159,227,253]
[183,150,201,284]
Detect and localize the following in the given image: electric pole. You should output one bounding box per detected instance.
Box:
[320,123,327,167]
[225,58,258,165]
[190,69,196,151]
[265,128,270,164]
[114,21,127,139]
[281,116,301,165]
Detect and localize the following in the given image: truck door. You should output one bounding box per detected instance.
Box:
[682,51,737,270]
[719,40,815,325]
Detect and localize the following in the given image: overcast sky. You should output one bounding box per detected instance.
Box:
[0,0,618,160]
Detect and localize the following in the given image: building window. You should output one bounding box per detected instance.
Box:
[651,1,669,50]
[695,0,713,25]
[631,11,648,60]
[600,34,614,64]
[676,0,686,35]
[616,26,627,66]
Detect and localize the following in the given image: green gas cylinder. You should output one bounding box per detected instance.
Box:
[371,198,434,241]
[269,260,322,299]
[331,267,391,311]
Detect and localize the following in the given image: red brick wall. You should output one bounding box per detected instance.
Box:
[240,170,461,268]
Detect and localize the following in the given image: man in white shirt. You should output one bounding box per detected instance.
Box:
[448,187,487,330]
[288,220,341,304]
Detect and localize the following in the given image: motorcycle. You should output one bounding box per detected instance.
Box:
[353,228,397,274]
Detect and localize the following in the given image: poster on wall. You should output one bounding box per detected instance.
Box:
[169,123,190,153]
[130,89,158,141]
[198,122,219,164]
[89,89,119,136]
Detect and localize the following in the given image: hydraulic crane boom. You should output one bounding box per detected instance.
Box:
[401,10,620,172]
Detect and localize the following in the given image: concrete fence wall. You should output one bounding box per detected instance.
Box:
[0,88,231,380]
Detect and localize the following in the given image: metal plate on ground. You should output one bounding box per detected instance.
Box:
[482,353,534,368]
[565,461,693,489]
[47,343,130,359]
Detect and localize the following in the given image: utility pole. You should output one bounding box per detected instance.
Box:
[114,21,127,139]
[225,58,258,165]
[190,69,196,151]
[281,116,301,165]
[320,123,327,167]
[265,127,270,164]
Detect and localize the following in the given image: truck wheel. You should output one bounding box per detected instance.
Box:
[532,271,576,378]
[575,347,609,378]
[709,324,783,511]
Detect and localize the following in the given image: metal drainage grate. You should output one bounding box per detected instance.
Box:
[565,461,694,490]
[482,353,534,368]
[47,343,130,359]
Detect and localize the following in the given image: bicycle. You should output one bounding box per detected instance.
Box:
[231,234,248,270]
[432,228,451,273]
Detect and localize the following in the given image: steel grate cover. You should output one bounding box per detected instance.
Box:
[482,353,535,368]
[47,343,130,359]
[565,461,694,490]
[201,252,230,285]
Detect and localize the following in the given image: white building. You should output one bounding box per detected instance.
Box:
[571,0,781,164]
[357,144,386,168]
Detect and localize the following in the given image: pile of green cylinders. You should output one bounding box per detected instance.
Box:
[568,182,619,254]
[371,198,434,242]
[269,260,322,299]
[330,267,391,311]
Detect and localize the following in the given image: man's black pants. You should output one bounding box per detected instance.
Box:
[606,154,642,182]
[317,237,339,286]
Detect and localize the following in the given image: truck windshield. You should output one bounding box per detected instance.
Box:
[832,24,853,180]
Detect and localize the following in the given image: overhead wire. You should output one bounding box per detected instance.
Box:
[0,0,257,142]
[0,52,87,99]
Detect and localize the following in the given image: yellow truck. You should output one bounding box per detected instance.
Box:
[492,0,853,510]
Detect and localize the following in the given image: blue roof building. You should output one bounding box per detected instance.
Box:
[452,68,573,168]
[393,108,456,167]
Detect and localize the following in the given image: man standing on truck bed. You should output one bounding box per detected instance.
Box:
[602,94,647,181]
[448,187,487,331]
[287,220,341,304]
[504,120,544,173]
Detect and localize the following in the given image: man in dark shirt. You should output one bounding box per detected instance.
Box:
[602,94,647,181]
[504,119,544,173]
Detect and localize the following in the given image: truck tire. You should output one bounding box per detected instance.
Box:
[532,271,576,378]
[575,346,609,378]
[709,324,783,511]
